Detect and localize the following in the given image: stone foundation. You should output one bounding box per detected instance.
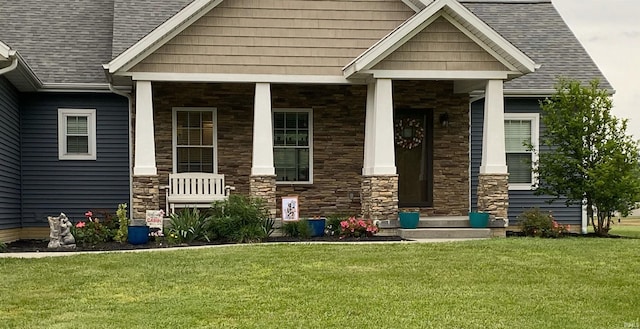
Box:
[361,175,399,221]
[132,175,160,220]
[477,173,509,224]
[250,175,277,218]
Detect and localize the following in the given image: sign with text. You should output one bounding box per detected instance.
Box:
[145,210,164,235]
[282,196,299,221]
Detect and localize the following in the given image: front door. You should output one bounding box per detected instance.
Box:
[395,109,433,207]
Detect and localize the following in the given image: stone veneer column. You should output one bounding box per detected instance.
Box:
[478,80,509,224]
[361,175,399,220]
[132,176,159,220]
[477,174,509,221]
[250,175,277,218]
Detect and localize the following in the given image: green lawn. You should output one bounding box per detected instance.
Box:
[1,238,639,329]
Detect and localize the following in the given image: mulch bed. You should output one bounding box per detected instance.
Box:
[3,235,406,253]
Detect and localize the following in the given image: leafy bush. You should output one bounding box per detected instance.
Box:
[72,211,116,245]
[209,195,270,243]
[0,241,6,253]
[518,208,570,238]
[325,214,346,237]
[167,208,212,244]
[114,203,129,243]
[282,220,312,239]
[339,217,379,239]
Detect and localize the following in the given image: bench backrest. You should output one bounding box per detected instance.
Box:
[168,173,226,198]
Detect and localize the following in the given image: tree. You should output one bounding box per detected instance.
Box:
[533,79,640,236]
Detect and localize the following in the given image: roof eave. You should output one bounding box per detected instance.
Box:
[106,0,224,75]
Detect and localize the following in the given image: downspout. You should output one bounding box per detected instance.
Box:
[107,82,134,221]
[0,56,18,75]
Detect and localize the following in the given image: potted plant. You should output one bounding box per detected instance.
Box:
[468,211,490,228]
[398,210,420,229]
[307,216,326,237]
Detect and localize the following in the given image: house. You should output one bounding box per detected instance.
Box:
[0,0,610,242]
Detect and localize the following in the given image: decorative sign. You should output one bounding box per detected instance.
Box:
[282,196,299,221]
[145,210,164,235]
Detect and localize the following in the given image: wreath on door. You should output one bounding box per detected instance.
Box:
[394,118,424,150]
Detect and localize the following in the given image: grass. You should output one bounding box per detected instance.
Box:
[610,218,640,238]
[1,238,639,329]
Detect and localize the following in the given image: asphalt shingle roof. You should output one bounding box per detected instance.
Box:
[0,0,611,90]
[463,1,612,90]
[0,0,115,84]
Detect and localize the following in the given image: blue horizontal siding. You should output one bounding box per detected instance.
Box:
[0,77,21,230]
[470,98,582,226]
[20,93,130,226]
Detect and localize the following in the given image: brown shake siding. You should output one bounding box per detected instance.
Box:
[131,0,414,75]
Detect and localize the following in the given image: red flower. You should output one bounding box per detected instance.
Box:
[75,221,86,228]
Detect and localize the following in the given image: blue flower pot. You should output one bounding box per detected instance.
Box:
[398,212,420,229]
[127,226,149,245]
[469,212,489,228]
[307,218,326,237]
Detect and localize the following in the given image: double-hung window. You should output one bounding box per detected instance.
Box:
[173,108,217,173]
[504,113,539,190]
[58,109,97,160]
[273,109,312,183]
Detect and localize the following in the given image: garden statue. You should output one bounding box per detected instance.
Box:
[47,213,76,249]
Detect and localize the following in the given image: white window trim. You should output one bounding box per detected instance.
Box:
[505,112,539,190]
[274,108,314,185]
[172,107,218,174]
[58,108,97,160]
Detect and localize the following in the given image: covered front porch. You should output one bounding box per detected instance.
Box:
[130,78,509,229]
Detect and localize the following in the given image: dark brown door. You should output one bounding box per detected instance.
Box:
[395,109,433,207]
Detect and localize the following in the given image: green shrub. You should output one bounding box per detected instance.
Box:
[518,208,569,238]
[325,214,347,237]
[114,203,129,243]
[0,241,6,253]
[209,195,270,243]
[167,208,212,244]
[282,220,311,239]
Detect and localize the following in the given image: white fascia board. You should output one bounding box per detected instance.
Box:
[106,0,223,74]
[366,69,509,80]
[128,72,368,85]
[401,0,423,12]
[0,41,11,59]
[441,6,536,73]
[343,0,536,77]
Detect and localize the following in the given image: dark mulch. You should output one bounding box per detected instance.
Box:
[506,231,629,239]
[3,235,406,253]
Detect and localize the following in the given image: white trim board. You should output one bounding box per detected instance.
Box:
[106,0,224,74]
[343,0,536,78]
[128,72,367,85]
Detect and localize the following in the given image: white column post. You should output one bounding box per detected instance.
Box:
[370,78,396,175]
[362,82,376,175]
[251,83,275,176]
[133,80,157,176]
[480,79,507,174]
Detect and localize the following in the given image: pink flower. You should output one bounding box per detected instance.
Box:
[340,221,349,228]
[75,221,86,228]
[84,211,93,218]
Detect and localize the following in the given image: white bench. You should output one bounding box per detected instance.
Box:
[165,173,234,214]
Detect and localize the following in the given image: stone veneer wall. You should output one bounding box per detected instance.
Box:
[250,175,277,218]
[361,175,399,220]
[141,81,469,218]
[477,173,509,222]
[392,81,469,216]
[132,176,160,219]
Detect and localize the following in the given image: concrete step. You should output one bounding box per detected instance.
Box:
[398,228,491,239]
[378,216,470,229]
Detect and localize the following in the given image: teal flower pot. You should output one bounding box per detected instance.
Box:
[127,226,149,245]
[398,212,420,229]
[307,218,326,237]
[469,212,489,228]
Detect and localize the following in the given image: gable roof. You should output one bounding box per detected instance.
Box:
[343,0,536,78]
[0,0,611,92]
[462,0,613,91]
